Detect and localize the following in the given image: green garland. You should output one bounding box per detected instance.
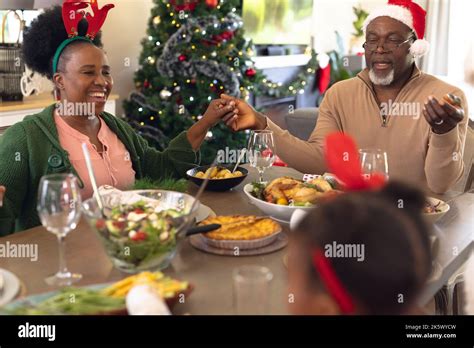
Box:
[256,49,319,99]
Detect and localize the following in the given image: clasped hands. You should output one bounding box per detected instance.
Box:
[201,93,266,132]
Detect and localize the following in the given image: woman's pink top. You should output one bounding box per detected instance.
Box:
[54,111,136,200]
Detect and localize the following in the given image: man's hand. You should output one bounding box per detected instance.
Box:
[423,95,464,134]
[0,186,5,208]
[220,94,268,131]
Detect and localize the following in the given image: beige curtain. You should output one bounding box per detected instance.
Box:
[420,0,451,75]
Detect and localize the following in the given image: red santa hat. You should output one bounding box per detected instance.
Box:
[363,0,430,57]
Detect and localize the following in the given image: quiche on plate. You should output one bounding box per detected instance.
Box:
[197,215,282,250]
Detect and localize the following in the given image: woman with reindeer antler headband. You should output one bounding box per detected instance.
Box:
[0,1,239,236]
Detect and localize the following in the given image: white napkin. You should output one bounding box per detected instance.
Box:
[98,185,159,206]
[126,284,171,315]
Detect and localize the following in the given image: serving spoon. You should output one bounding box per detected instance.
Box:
[174,157,222,238]
[232,148,247,173]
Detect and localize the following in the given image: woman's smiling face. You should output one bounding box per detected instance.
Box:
[53,43,113,116]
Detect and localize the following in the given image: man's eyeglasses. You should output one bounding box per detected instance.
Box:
[363,38,411,53]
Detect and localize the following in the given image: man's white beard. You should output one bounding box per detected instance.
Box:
[369,68,395,86]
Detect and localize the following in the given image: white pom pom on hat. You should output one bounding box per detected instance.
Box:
[409,38,430,56]
[363,0,430,57]
[316,53,330,69]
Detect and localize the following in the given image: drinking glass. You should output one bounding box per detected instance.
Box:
[248,130,275,183]
[37,174,82,286]
[233,265,273,314]
[359,149,389,180]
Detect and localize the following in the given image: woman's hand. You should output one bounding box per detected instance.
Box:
[220,94,268,131]
[200,98,239,128]
[186,98,238,151]
[0,186,5,207]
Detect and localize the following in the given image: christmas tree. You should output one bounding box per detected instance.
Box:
[123,0,263,163]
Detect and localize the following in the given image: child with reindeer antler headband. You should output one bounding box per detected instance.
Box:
[0,1,240,235]
[288,133,433,315]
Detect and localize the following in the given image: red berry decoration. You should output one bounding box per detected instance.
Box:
[178,54,187,62]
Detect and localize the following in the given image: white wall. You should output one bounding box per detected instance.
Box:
[101,0,154,117]
[311,0,381,54]
[13,1,153,116]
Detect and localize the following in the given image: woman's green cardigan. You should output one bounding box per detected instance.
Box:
[0,104,200,235]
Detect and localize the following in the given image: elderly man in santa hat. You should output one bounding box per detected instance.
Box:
[221,0,468,194]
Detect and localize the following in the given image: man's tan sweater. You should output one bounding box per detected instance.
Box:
[267,66,469,194]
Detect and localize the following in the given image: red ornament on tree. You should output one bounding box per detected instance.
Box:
[205,0,219,8]
[211,30,234,44]
[178,54,187,62]
[220,30,234,41]
[245,68,256,78]
[143,79,150,88]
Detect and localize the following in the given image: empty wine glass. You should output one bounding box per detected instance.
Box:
[248,130,275,183]
[359,149,389,181]
[37,174,82,286]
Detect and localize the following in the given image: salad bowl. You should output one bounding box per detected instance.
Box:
[82,190,200,273]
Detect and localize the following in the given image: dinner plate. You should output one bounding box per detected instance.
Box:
[2,283,106,314]
[2,282,193,314]
[189,232,288,256]
[196,203,214,223]
[0,269,21,307]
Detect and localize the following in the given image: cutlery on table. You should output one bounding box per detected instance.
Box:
[175,157,219,237]
[232,149,247,173]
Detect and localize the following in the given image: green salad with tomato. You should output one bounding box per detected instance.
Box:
[93,201,183,270]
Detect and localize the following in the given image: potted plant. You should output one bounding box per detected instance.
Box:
[349,5,369,54]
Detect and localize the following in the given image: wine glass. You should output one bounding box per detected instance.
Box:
[248,130,275,183]
[37,173,83,286]
[359,149,389,181]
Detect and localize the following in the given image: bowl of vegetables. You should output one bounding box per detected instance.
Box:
[186,165,248,191]
[82,190,199,273]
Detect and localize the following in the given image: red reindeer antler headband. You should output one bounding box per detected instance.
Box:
[324,132,387,191]
[53,0,115,74]
[312,249,355,314]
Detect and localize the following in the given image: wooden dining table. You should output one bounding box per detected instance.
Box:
[0,165,473,315]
